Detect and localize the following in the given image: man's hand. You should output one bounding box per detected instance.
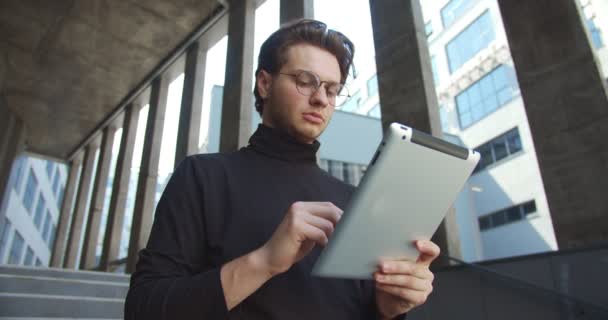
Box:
[221,202,342,310]
[258,201,343,276]
[374,240,440,320]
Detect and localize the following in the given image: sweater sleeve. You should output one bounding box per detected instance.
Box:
[124,156,228,320]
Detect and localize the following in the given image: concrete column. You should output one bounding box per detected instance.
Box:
[126,76,169,273]
[280,0,314,24]
[80,124,117,270]
[0,44,6,91]
[0,103,26,231]
[498,0,608,248]
[50,152,83,267]
[64,140,99,269]
[219,0,255,153]
[175,42,206,168]
[100,105,139,271]
[369,0,461,265]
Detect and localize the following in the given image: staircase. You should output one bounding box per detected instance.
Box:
[0,264,129,320]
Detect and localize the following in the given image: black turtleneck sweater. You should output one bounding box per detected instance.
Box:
[124,124,383,320]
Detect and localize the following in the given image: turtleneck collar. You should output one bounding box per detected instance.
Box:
[246,124,320,163]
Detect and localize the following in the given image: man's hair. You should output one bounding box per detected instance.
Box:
[253,19,355,115]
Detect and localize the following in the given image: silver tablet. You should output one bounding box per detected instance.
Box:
[312,123,480,279]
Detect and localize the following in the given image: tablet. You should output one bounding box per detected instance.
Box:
[312,122,480,279]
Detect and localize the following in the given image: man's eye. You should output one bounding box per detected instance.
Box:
[326,86,340,97]
[298,80,317,88]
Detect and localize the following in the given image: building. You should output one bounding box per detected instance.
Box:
[319,0,607,262]
[0,156,66,266]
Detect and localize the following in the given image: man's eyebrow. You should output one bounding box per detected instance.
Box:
[294,68,340,83]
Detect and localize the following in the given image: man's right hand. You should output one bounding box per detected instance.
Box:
[257,201,343,276]
[220,201,342,310]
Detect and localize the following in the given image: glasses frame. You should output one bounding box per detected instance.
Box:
[278,70,350,106]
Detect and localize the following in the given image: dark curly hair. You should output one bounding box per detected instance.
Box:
[253,19,355,115]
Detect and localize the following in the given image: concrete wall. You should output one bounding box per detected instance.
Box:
[406,246,608,320]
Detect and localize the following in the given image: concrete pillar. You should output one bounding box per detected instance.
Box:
[219,0,255,153]
[0,103,26,231]
[0,43,6,91]
[50,152,83,267]
[175,42,206,168]
[80,125,117,270]
[498,0,608,248]
[126,76,169,273]
[369,0,461,265]
[100,105,139,271]
[64,140,99,269]
[280,0,314,24]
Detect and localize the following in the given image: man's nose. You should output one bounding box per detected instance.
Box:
[309,85,330,107]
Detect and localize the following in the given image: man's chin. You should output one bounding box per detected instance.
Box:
[291,125,322,144]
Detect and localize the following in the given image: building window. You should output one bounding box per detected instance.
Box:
[446,10,495,73]
[12,156,26,194]
[52,167,60,197]
[319,159,367,187]
[0,217,12,262]
[34,194,46,230]
[441,0,476,27]
[57,183,65,208]
[24,246,35,266]
[48,224,57,250]
[585,19,604,49]
[367,75,378,97]
[431,55,440,85]
[23,168,39,214]
[46,160,54,179]
[367,104,381,119]
[425,21,433,37]
[42,211,52,243]
[8,230,25,265]
[456,65,518,129]
[339,90,363,112]
[478,200,537,231]
[473,128,522,173]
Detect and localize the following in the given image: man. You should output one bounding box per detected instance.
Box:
[125,19,439,320]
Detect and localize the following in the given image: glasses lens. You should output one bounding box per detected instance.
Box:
[295,71,320,96]
[331,84,349,106]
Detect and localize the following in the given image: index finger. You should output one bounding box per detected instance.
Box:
[293,201,343,224]
[415,240,440,267]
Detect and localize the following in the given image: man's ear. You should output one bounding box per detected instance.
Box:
[256,69,273,99]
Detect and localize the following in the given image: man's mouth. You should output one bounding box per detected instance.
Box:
[302,112,324,124]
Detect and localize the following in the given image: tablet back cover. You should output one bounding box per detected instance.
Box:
[312,123,480,279]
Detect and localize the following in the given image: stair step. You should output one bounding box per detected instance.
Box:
[0,265,129,284]
[0,274,128,299]
[0,293,124,318]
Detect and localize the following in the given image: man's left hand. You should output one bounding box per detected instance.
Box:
[374,240,440,320]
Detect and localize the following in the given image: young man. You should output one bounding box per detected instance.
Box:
[125,19,439,320]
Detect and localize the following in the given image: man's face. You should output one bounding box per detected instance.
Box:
[257,43,341,144]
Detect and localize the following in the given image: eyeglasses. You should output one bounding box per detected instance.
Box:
[279,70,349,106]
